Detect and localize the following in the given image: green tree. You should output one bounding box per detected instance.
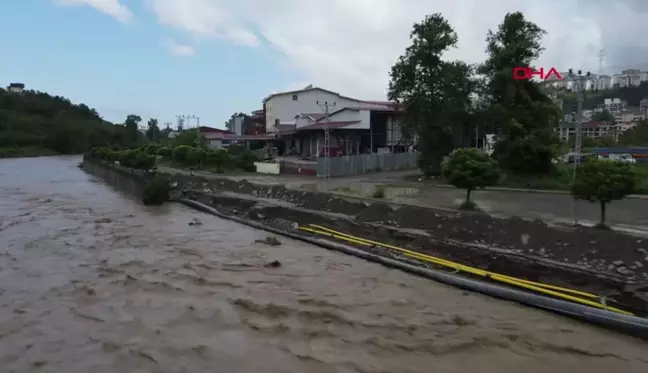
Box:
[443,148,501,209]
[157,146,172,159]
[173,129,207,148]
[571,159,636,227]
[388,13,476,176]
[618,119,648,146]
[146,118,161,142]
[0,88,132,156]
[480,12,560,175]
[172,145,192,163]
[205,149,232,172]
[124,114,142,145]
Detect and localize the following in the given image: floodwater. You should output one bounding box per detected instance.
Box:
[1,156,647,373]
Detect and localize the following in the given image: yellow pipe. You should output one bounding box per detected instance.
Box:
[303,224,633,316]
[308,224,597,298]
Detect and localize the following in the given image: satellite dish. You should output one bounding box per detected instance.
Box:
[305,84,313,89]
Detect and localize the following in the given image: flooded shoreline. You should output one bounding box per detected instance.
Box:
[1,156,648,373]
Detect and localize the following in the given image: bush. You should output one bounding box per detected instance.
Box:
[572,159,636,227]
[133,151,156,170]
[140,144,161,155]
[88,146,156,171]
[186,147,206,166]
[142,174,171,205]
[373,185,386,198]
[205,149,233,172]
[172,145,192,163]
[237,151,258,172]
[157,146,172,158]
[443,148,501,208]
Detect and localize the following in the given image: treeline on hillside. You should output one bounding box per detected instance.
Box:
[0,88,136,157]
[559,82,648,112]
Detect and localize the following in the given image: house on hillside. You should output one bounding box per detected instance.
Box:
[6,82,25,93]
[260,86,407,157]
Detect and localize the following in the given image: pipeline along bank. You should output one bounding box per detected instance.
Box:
[82,157,648,336]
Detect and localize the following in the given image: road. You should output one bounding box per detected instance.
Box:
[160,166,648,231]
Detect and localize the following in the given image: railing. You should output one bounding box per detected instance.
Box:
[316,152,419,177]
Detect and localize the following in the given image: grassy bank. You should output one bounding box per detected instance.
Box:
[500,164,648,194]
[0,147,60,159]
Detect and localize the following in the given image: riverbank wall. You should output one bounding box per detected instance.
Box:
[82,156,648,313]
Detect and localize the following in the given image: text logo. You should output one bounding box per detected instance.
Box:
[513,67,563,81]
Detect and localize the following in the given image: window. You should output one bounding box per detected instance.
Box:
[292,94,298,101]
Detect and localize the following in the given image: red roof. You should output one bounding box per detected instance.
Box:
[297,121,361,131]
[274,124,296,132]
[199,126,233,133]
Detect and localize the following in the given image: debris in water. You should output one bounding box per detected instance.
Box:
[263,260,282,268]
[188,218,202,226]
[178,248,204,258]
[255,236,281,246]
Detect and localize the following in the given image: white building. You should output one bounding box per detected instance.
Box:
[259,85,406,156]
[263,86,396,132]
[594,75,613,90]
[613,69,646,87]
[6,82,25,93]
[226,114,244,136]
[603,98,627,114]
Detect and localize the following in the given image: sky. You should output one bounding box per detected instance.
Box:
[1,0,647,129]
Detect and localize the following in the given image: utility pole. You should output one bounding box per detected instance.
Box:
[567,69,591,225]
[177,114,201,147]
[317,100,335,181]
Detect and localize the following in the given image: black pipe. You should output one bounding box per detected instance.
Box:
[180,198,648,340]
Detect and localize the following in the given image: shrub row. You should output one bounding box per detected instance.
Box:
[89,144,258,173]
[164,145,257,172]
[89,147,156,171]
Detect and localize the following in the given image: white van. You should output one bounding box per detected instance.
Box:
[598,153,636,164]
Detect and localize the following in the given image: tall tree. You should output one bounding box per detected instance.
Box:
[146,118,161,142]
[388,14,475,176]
[479,12,561,175]
[124,114,142,145]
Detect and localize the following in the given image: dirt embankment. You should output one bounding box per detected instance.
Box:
[82,158,648,312]
[170,174,648,310]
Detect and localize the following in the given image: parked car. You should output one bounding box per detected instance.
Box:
[598,153,636,164]
[564,152,596,164]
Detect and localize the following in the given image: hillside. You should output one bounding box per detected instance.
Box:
[557,82,648,112]
[0,88,129,157]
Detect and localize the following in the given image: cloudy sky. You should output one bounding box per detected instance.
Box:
[0,0,645,127]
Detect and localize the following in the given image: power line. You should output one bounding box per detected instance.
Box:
[316,100,336,181]
[177,114,201,147]
[566,69,591,226]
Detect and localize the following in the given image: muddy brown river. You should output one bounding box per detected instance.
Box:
[1,156,647,373]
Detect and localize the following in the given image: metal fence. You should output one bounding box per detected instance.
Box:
[316,152,419,177]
